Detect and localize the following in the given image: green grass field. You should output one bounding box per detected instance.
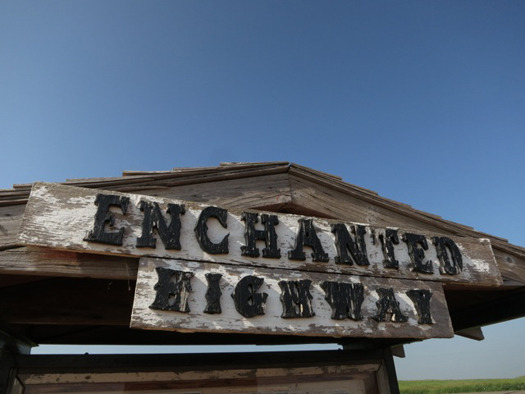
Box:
[398,376,525,393]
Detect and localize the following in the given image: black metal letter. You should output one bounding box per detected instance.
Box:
[379,228,400,269]
[231,275,268,318]
[402,233,434,274]
[288,219,329,262]
[372,288,408,323]
[240,212,281,258]
[320,281,364,321]
[406,289,433,324]
[149,267,193,313]
[204,273,222,314]
[194,206,229,254]
[278,279,315,318]
[84,193,130,246]
[433,236,463,275]
[331,223,370,266]
[136,202,185,249]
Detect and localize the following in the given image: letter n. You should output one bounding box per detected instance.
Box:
[330,223,369,266]
[288,219,329,262]
[136,202,185,249]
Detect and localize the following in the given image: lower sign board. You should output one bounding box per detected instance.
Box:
[131,258,454,339]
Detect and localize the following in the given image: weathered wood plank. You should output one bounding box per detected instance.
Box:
[131,258,453,339]
[289,172,509,242]
[492,247,525,286]
[0,246,138,279]
[290,175,452,232]
[447,287,525,331]
[65,162,291,190]
[0,204,25,249]
[18,183,501,286]
[16,349,384,394]
[140,172,293,211]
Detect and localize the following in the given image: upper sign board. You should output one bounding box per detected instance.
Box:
[18,183,502,286]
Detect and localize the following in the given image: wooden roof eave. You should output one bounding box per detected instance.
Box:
[285,164,525,286]
[0,162,292,202]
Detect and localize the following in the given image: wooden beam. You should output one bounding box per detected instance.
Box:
[0,278,134,326]
[0,247,138,280]
[492,247,525,286]
[18,324,405,347]
[140,172,293,211]
[0,205,24,250]
[13,348,391,394]
[448,288,525,331]
[0,320,34,354]
[455,327,484,341]
[390,345,406,358]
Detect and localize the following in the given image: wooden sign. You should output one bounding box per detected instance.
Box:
[18,182,501,285]
[131,258,453,339]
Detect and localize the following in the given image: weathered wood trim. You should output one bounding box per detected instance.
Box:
[288,168,512,243]
[492,247,525,286]
[0,205,25,250]
[379,347,401,394]
[0,278,134,326]
[13,350,397,394]
[13,349,396,394]
[64,163,292,190]
[131,258,453,339]
[19,364,378,385]
[138,172,293,211]
[448,287,525,331]
[0,247,138,280]
[455,327,484,341]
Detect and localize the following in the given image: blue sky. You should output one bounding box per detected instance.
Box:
[2,0,524,380]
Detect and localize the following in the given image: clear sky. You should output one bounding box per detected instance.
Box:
[2,0,524,380]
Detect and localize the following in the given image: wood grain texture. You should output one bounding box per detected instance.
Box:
[288,169,510,242]
[18,182,502,286]
[138,172,293,211]
[0,246,138,279]
[0,204,25,249]
[492,248,525,286]
[17,349,383,394]
[289,175,463,233]
[131,258,453,339]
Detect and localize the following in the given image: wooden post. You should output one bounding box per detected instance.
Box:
[0,349,14,394]
[382,347,401,394]
[0,323,33,394]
